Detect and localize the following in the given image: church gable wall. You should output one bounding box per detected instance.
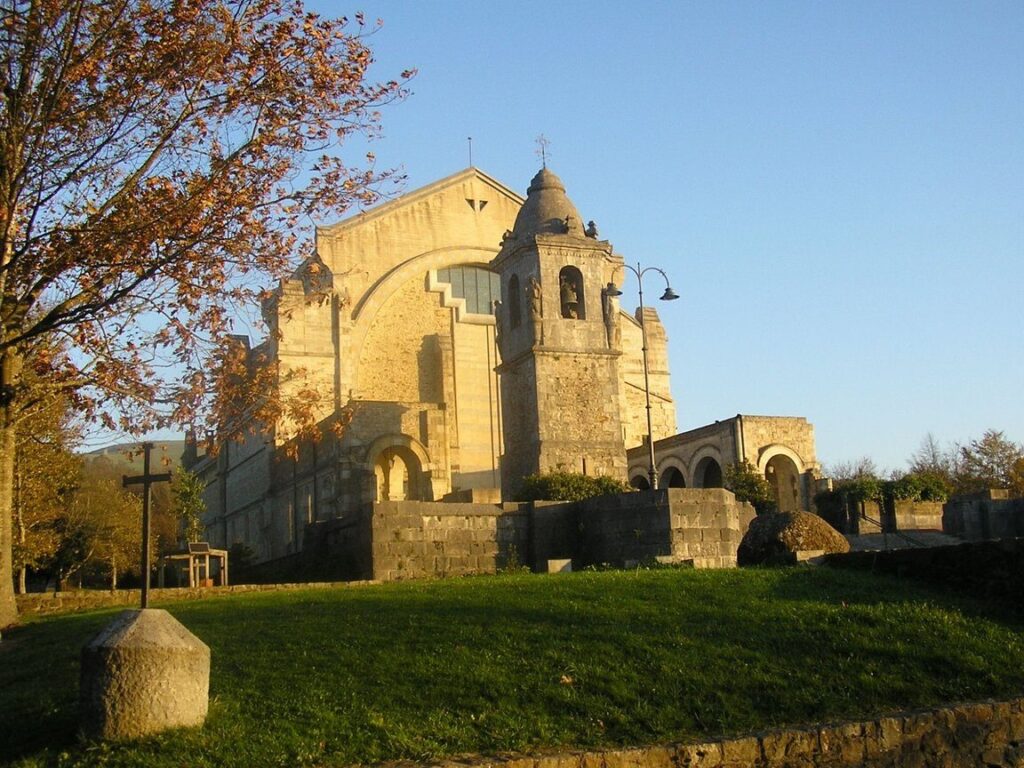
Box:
[317,173,521,284]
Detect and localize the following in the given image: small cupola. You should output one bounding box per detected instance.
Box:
[510,167,586,238]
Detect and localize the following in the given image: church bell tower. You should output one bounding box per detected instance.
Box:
[491,168,627,496]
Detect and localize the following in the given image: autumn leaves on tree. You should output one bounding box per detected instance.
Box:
[0,0,411,627]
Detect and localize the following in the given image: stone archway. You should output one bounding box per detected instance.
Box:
[365,434,434,502]
[765,454,801,512]
[660,466,686,488]
[694,456,723,488]
[374,445,424,501]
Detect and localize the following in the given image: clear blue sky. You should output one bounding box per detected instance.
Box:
[304,0,1022,473]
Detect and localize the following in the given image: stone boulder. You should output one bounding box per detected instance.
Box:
[737,511,849,566]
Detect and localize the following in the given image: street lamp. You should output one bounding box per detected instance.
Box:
[606,263,679,490]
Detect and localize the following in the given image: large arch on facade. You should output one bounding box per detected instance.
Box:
[348,246,500,369]
[628,463,652,490]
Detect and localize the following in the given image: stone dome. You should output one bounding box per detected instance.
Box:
[511,167,585,238]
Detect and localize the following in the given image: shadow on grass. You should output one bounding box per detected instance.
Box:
[0,610,120,761]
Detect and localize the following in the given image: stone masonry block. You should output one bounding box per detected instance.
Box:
[720,736,760,766]
[760,727,817,764]
[80,609,210,741]
[675,741,723,767]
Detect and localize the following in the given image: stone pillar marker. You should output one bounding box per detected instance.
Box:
[80,608,210,740]
[80,442,208,740]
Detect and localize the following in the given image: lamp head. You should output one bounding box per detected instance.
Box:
[605,282,623,297]
[660,286,680,301]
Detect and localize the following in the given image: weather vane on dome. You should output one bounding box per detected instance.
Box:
[535,134,551,168]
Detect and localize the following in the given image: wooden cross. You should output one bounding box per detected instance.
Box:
[123,442,171,609]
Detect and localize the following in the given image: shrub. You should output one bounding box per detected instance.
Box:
[723,460,777,515]
[514,472,630,502]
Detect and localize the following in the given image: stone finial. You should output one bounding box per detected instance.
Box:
[80,609,210,741]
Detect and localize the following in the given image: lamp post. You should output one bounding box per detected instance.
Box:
[607,263,679,490]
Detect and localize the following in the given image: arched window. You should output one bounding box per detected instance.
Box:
[508,274,521,329]
[558,266,585,319]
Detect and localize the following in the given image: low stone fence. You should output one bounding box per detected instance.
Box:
[369,501,530,581]
[944,491,1024,541]
[531,489,754,571]
[15,581,374,616]
[403,697,1024,768]
[824,537,1024,600]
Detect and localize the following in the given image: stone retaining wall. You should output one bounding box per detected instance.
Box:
[944,492,1024,542]
[400,697,1024,768]
[824,537,1024,600]
[369,501,530,581]
[531,489,754,570]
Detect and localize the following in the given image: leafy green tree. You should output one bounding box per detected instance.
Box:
[954,430,1024,495]
[723,460,776,515]
[515,472,630,502]
[171,468,208,545]
[887,471,951,502]
[12,385,81,593]
[52,461,141,590]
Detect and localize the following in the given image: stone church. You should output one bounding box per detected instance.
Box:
[189,166,821,565]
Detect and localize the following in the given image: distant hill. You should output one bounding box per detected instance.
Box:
[83,440,187,472]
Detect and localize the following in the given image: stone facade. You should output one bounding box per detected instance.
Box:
[187,166,822,571]
[628,415,823,513]
[190,167,675,563]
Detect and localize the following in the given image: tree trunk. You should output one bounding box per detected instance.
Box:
[0,415,19,627]
[14,455,25,594]
[111,556,117,590]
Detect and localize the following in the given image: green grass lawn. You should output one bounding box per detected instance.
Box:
[2,567,1023,767]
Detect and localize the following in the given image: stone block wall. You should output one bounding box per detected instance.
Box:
[824,538,1024,601]
[667,489,757,568]
[197,491,758,586]
[369,501,530,581]
[818,498,944,536]
[944,492,1024,541]
[892,499,944,531]
[529,489,755,571]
